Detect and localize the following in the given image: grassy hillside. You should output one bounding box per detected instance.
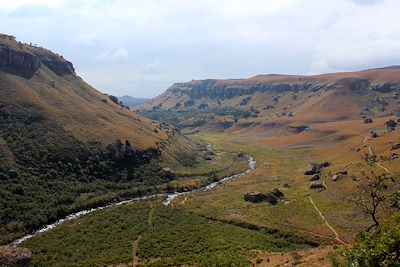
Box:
[0,34,208,245]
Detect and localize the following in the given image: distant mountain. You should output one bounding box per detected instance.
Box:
[137,66,400,133]
[118,95,150,107]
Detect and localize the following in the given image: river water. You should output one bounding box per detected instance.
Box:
[11,152,256,246]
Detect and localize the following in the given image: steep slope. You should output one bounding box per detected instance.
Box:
[0,34,196,244]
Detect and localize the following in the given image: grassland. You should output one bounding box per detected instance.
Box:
[22,199,311,267]
[171,132,398,245]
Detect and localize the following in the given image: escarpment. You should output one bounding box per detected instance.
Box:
[0,34,75,77]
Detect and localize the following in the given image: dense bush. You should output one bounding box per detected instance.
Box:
[331,212,400,266]
[23,202,311,266]
[0,104,173,244]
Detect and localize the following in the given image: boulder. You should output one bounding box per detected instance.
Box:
[391,153,398,160]
[336,170,348,176]
[0,246,32,267]
[364,118,373,124]
[237,152,245,158]
[310,182,325,189]
[162,167,175,179]
[385,119,397,131]
[244,192,265,203]
[304,162,329,175]
[309,174,320,181]
[283,183,290,188]
[332,174,338,181]
[264,189,285,205]
[304,163,320,175]
[371,131,378,138]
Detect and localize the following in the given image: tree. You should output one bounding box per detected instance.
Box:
[351,172,399,232]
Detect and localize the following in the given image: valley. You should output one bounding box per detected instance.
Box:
[0,33,399,267]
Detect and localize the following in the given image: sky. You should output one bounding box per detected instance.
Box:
[0,0,399,98]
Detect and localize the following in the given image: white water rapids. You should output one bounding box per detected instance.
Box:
[11,150,256,247]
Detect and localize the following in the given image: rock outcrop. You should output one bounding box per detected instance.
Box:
[364,118,373,124]
[310,182,325,189]
[0,45,40,75]
[0,246,32,267]
[244,189,285,204]
[166,74,400,101]
[0,34,75,77]
[304,162,330,176]
[384,119,397,131]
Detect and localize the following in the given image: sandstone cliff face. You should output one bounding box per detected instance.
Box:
[0,45,40,75]
[36,54,75,76]
[0,34,75,77]
[168,76,400,100]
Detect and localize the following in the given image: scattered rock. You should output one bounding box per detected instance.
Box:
[364,118,373,124]
[0,246,32,267]
[304,162,330,175]
[385,119,397,131]
[309,174,320,181]
[304,163,320,175]
[336,170,348,176]
[283,183,290,188]
[310,182,325,189]
[237,152,245,158]
[391,143,400,151]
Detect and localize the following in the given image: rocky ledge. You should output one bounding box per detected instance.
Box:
[0,34,75,77]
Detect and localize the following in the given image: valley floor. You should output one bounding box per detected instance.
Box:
[18,125,400,266]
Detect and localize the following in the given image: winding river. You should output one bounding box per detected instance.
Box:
[11,150,256,247]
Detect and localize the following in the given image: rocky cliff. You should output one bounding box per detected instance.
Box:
[137,67,400,132]
[167,71,400,100]
[0,34,74,77]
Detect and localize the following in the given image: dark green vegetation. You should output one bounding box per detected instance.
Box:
[0,104,170,244]
[330,212,400,267]
[137,106,259,129]
[22,200,311,267]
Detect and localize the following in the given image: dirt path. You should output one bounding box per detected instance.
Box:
[322,180,328,189]
[309,196,345,244]
[132,236,142,267]
[377,162,393,174]
[132,203,155,266]
[363,136,394,174]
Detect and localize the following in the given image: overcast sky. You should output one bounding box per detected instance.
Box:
[1,0,399,97]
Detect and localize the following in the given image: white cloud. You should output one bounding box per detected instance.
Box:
[141,60,164,75]
[94,48,129,61]
[0,0,64,11]
[1,0,399,97]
